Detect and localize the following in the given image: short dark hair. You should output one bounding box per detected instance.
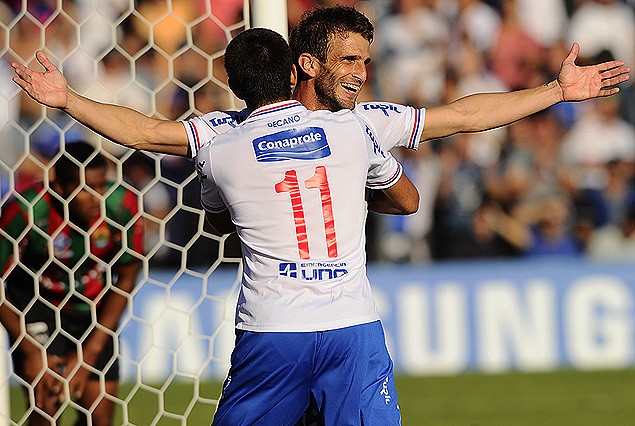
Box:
[224,27,293,110]
[289,6,374,65]
[54,141,106,187]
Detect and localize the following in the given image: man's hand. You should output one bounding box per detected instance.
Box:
[23,351,64,415]
[63,351,92,401]
[11,50,69,108]
[558,42,630,102]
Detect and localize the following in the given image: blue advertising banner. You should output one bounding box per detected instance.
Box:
[3,259,634,382]
[368,259,635,376]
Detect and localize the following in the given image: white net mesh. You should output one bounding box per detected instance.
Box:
[0,1,251,424]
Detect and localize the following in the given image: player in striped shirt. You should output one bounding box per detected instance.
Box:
[0,141,143,426]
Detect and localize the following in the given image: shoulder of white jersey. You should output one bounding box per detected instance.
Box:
[196,108,250,130]
[183,108,250,157]
[354,101,425,150]
[354,101,409,116]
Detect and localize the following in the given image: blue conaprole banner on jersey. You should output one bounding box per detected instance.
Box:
[253,127,330,162]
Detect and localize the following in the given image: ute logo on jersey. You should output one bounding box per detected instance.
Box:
[253,127,330,162]
[365,125,386,158]
[361,103,402,117]
[209,116,238,128]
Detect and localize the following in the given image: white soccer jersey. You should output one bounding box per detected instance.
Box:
[355,101,425,151]
[196,100,404,332]
[184,102,425,157]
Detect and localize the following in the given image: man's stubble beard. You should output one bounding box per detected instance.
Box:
[314,67,355,112]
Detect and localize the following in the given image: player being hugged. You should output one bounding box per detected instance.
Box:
[196,28,418,425]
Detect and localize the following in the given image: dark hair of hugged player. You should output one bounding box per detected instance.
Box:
[224,27,294,110]
[289,5,374,79]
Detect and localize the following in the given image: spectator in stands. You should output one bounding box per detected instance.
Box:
[514,0,567,48]
[374,0,450,106]
[430,133,488,259]
[567,0,634,72]
[490,0,545,90]
[586,201,635,261]
[0,141,143,426]
[455,0,501,54]
[453,39,508,168]
[516,191,584,257]
[446,196,524,259]
[560,93,635,193]
[377,145,441,262]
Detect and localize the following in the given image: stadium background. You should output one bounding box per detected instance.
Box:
[1,0,634,424]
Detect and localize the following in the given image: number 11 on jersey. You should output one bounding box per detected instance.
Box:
[275,165,338,260]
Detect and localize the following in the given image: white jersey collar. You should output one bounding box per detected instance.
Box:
[246,100,305,121]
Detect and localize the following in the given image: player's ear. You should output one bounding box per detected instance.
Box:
[298,53,317,77]
[290,64,298,89]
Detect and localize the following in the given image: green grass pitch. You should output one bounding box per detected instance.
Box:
[9,369,635,425]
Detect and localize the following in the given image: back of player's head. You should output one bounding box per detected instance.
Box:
[289,5,374,65]
[54,141,106,187]
[224,27,293,110]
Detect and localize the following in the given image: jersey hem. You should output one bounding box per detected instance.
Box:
[234,314,381,333]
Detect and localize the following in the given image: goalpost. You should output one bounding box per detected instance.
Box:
[0,1,287,424]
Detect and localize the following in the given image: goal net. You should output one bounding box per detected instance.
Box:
[0,1,286,424]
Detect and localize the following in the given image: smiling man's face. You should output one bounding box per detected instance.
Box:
[314,32,371,111]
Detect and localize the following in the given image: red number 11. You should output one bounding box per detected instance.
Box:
[275,166,338,259]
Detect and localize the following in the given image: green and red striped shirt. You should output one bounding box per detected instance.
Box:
[0,183,144,313]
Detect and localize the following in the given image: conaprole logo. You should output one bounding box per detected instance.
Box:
[279,262,348,280]
[253,127,330,162]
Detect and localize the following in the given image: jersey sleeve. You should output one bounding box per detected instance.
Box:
[181,109,250,158]
[357,118,404,190]
[196,144,227,213]
[182,115,218,159]
[355,102,425,151]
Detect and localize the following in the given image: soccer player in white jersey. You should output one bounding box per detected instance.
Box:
[11,8,628,161]
[10,5,631,425]
[198,27,418,424]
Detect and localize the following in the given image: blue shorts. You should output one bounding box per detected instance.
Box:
[212,320,401,426]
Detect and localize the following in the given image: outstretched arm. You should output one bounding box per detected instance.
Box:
[422,42,631,141]
[12,50,190,156]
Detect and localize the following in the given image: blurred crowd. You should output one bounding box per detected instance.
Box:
[0,0,633,266]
